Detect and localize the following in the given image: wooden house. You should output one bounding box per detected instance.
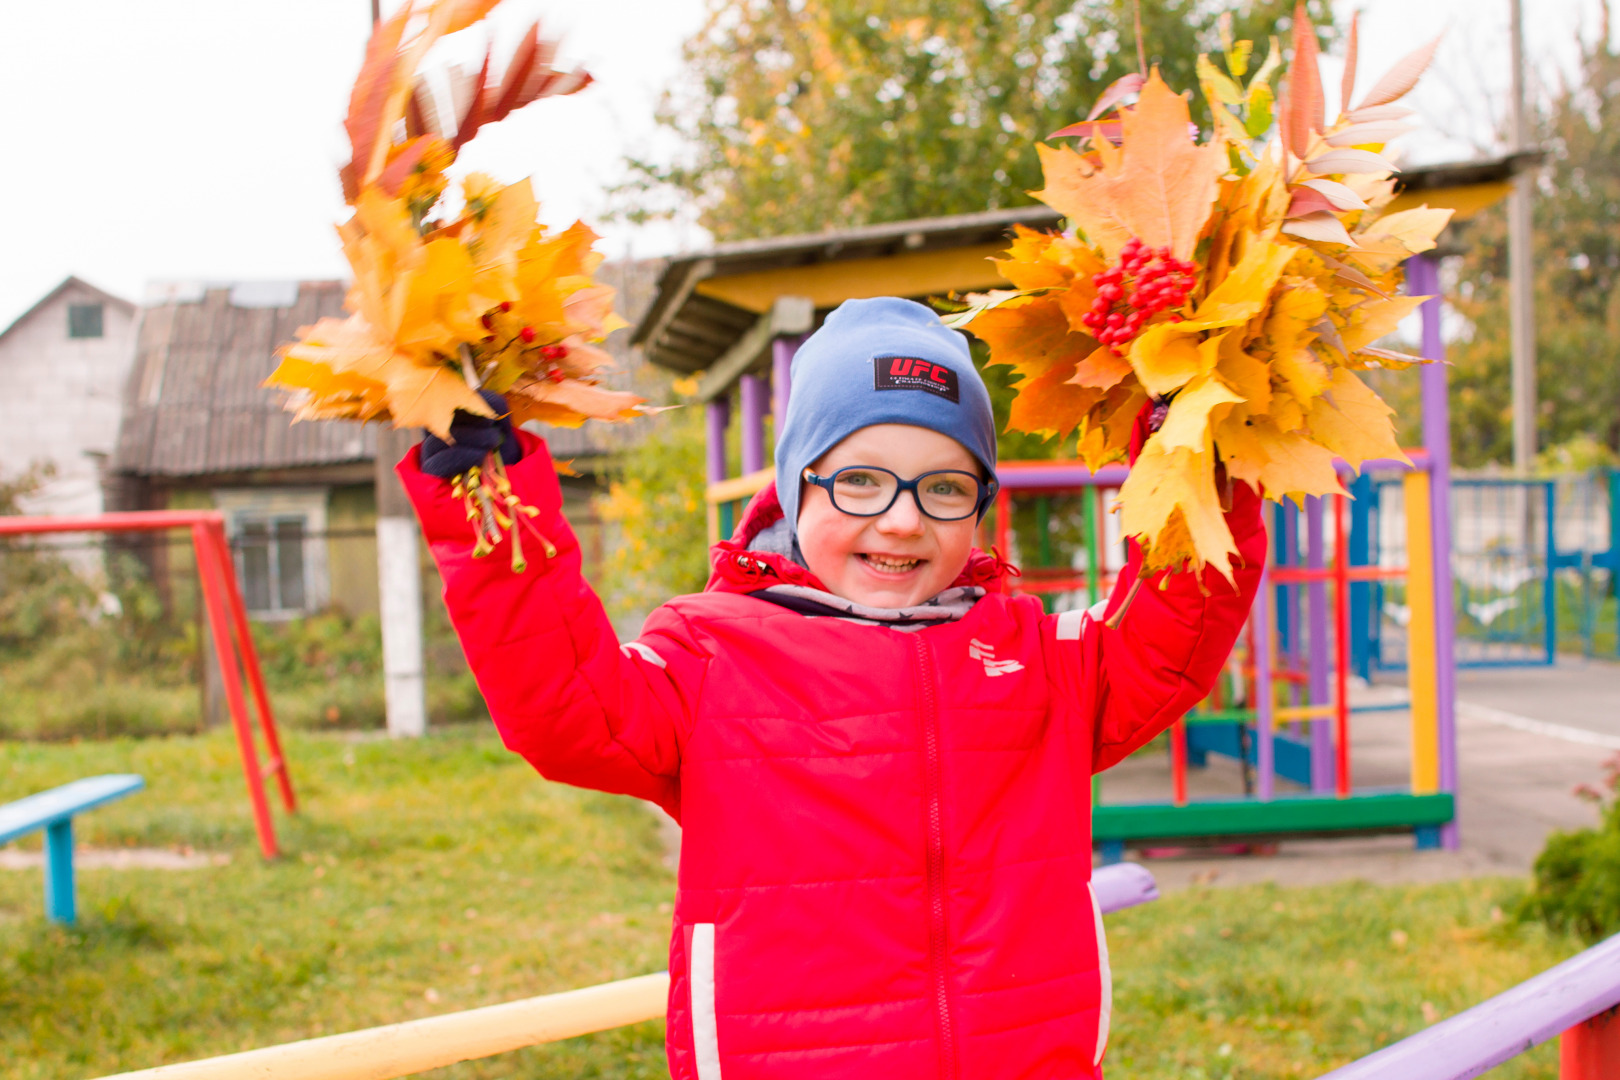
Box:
[110,262,660,618]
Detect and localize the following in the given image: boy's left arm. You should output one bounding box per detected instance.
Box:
[1055,480,1268,772]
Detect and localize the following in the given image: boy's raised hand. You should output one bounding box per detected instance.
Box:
[418,390,524,479]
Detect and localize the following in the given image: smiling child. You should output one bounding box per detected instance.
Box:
[401,296,1265,1079]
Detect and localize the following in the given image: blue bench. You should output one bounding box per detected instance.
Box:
[0,774,145,924]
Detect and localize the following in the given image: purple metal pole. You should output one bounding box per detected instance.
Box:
[706,396,731,484]
[1306,495,1335,793]
[1254,560,1275,800]
[1411,252,1461,850]
[771,334,801,434]
[740,374,768,474]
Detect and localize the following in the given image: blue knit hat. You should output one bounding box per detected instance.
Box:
[774,297,997,536]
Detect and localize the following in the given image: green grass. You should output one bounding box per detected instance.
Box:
[0,730,1589,1079]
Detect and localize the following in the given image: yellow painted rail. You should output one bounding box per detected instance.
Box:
[92,972,669,1080]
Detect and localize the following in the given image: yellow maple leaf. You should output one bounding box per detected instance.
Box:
[1125,239,1298,398]
[1118,438,1237,579]
[1156,373,1244,453]
[1346,206,1453,274]
[1248,419,1344,504]
[1338,294,1426,354]
[1306,368,1412,468]
[1033,68,1225,262]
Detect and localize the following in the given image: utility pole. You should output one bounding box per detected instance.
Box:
[1507,0,1537,472]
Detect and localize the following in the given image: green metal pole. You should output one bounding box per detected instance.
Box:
[1081,487,1101,608]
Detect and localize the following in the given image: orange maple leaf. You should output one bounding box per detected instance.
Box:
[1033,68,1225,262]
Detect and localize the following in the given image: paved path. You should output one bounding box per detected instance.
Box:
[1096,664,1614,891]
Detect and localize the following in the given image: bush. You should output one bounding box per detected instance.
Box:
[1520,753,1620,940]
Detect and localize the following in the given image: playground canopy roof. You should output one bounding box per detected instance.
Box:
[633,152,1539,387]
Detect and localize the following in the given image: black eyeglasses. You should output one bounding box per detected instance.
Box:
[803,466,997,521]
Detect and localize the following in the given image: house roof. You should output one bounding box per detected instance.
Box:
[113,260,662,481]
[633,153,1542,379]
[0,275,136,347]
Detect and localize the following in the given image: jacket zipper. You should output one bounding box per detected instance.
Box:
[912,634,958,1080]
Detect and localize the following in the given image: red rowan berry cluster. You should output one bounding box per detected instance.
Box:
[1081,237,1197,353]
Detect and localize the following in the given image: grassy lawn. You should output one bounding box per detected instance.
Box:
[1,728,1588,1079]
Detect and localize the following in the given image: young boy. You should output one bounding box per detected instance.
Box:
[402,297,1265,1079]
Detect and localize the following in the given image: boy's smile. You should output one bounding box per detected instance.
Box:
[796,424,983,609]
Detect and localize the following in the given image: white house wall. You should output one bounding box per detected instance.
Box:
[0,281,137,517]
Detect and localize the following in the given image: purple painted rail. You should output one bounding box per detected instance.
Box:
[1314,933,1620,1079]
[1091,861,1159,914]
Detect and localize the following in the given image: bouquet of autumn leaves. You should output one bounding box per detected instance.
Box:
[949,6,1449,583]
[267,0,642,571]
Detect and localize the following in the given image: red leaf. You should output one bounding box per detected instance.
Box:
[375,137,435,198]
[1286,186,1338,218]
[1086,73,1147,121]
[343,6,411,201]
[1049,118,1124,141]
[452,50,492,151]
[1354,34,1442,110]
[1284,2,1324,159]
[488,23,541,125]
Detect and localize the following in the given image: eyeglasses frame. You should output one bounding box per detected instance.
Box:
[802,464,999,522]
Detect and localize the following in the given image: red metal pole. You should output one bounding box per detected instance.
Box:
[1561,1006,1620,1078]
[1335,493,1352,798]
[995,488,1011,594]
[193,524,280,859]
[207,522,297,814]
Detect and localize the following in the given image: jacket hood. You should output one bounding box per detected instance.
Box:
[704,480,1013,595]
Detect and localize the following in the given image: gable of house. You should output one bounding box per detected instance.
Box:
[0,276,138,516]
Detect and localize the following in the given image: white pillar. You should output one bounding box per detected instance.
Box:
[376,426,427,738]
[377,516,426,737]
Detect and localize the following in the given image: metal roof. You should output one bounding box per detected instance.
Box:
[114,260,662,481]
[633,152,1542,379]
[633,205,1062,374]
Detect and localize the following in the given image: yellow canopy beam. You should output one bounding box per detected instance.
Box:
[695,243,1012,314]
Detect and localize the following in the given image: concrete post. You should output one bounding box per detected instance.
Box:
[375,426,426,738]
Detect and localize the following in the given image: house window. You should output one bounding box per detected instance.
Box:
[237,516,309,614]
[213,488,330,618]
[68,303,104,338]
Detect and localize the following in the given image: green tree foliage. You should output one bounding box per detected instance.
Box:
[623,0,1334,242]
[1438,18,1620,466]
[594,399,713,622]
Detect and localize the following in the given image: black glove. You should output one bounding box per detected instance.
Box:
[418,390,523,479]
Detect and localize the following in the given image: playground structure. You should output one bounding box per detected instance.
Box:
[0,510,295,859]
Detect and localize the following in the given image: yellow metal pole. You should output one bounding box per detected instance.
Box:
[91,973,670,1080]
[1404,471,1440,793]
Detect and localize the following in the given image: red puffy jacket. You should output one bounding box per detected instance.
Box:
[401,432,1265,1080]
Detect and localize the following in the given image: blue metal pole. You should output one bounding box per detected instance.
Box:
[44,818,75,924]
[1544,480,1557,665]
[1349,472,1374,679]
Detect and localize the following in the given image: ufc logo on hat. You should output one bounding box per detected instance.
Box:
[873,356,961,403]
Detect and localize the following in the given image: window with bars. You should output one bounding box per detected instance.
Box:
[67,303,104,338]
[237,516,309,615]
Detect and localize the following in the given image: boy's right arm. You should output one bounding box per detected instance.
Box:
[397,431,703,819]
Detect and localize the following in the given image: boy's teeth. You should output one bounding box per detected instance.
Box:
[864,554,920,572]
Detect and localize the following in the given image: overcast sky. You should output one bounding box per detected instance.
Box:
[0,0,1609,330]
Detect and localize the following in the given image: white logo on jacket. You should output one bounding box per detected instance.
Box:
[968,638,1024,676]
